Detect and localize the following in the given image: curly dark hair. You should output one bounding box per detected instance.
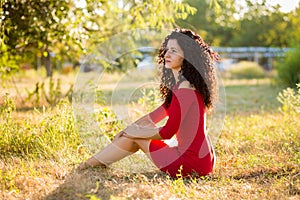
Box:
[157,28,220,112]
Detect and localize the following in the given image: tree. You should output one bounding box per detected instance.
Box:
[276,2,300,87]
[287,1,300,46]
[229,0,290,47]
[175,0,238,46]
[1,0,196,76]
[68,0,197,71]
[1,0,71,77]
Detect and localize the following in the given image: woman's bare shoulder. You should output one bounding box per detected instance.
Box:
[178,81,195,90]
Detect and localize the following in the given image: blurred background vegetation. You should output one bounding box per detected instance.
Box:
[1,0,300,87]
[1,1,300,199]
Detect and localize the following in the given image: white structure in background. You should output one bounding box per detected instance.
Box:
[136,46,157,70]
[213,47,290,70]
[137,55,156,70]
[134,46,290,71]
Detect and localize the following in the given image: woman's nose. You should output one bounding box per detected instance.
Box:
[165,50,170,58]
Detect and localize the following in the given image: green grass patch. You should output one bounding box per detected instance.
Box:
[224,61,266,79]
[223,78,283,113]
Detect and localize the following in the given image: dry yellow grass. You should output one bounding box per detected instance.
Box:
[1,69,299,200]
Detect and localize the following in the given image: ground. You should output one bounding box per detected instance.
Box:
[0,68,299,200]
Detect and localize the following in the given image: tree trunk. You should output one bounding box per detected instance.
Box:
[43,50,52,77]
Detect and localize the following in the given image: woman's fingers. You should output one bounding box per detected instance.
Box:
[122,133,135,139]
[112,131,125,141]
[113,126,137,142]
[124,124,139,136]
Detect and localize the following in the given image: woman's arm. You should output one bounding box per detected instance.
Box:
[126,102,168,137]
[123,124,162,140]
[133,114,156,128]
[147,103,168,124]
[131,101,168,128]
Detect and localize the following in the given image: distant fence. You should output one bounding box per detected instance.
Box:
[212,47,291,70]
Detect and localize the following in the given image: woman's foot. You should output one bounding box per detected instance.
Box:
[78,156,107,170]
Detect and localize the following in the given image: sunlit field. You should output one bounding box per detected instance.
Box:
[0,66,299,200]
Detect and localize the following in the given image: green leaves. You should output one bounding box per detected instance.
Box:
[276,48,300,87]
[277,83,300,115]
[1,0,197,76]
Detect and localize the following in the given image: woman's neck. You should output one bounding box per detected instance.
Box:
[172,69,180,83]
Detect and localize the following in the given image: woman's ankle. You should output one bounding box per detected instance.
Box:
[78,157,107,170]
[87,156,104,166]
[86,156,107,168]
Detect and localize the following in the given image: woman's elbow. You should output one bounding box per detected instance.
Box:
[159,131,175,140]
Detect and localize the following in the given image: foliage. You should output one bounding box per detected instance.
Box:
[2,0,300,79]
[178,0,297,47]
[0,94,41,158]
[127,87,163,126]
[1,0,71,77]
[0,93,16,122]
[0,0,196,77]
[94,107,125,140]
[229,0,290,47]
[276,47,300,87]
[277,83,300,115]
[287,2,300,45]
[79,1,196,72]
[0,97,81,160]
[1,1,70,50]
[0,46,20,80]
[1,74,300,199]
[226,61,265,79]
[137,88,162,113]
[25,78,73,107]
[177,0,237,46]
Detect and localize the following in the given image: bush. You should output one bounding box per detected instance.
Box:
[25,77,73,107]
[0,46,20,81]
[226,61,265,79]
[276,47,300,87]
[277,83,300,115]
[0,96,82,160]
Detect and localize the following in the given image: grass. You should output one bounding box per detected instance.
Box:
[223,61,266,79]
[223,78,282,113]
[0,68,299,199]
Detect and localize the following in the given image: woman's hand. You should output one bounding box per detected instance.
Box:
[123,124,140,138]
[123,124,161,140]
[122,132,136,139]
[112,131,126,142]
[134,114,156,128]
[112,130,137,142]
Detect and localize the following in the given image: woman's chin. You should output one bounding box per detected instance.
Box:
[165,64,172,69]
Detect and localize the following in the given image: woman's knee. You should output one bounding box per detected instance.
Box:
[133,139,151,153]
[112,135,140,152]
[115,135,150,153]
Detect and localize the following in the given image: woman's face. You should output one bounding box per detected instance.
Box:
[164,39,184,71]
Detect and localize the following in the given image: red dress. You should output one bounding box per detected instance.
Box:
[149,84,215,178]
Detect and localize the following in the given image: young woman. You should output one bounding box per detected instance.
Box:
[79,28,219,178]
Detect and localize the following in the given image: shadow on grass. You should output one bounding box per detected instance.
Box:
[43,164,300,199]
[44,167,166,200]
[231,166,300,196]
[231,166,299,181]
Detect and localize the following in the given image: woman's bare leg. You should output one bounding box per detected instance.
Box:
[79,135,151,169]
